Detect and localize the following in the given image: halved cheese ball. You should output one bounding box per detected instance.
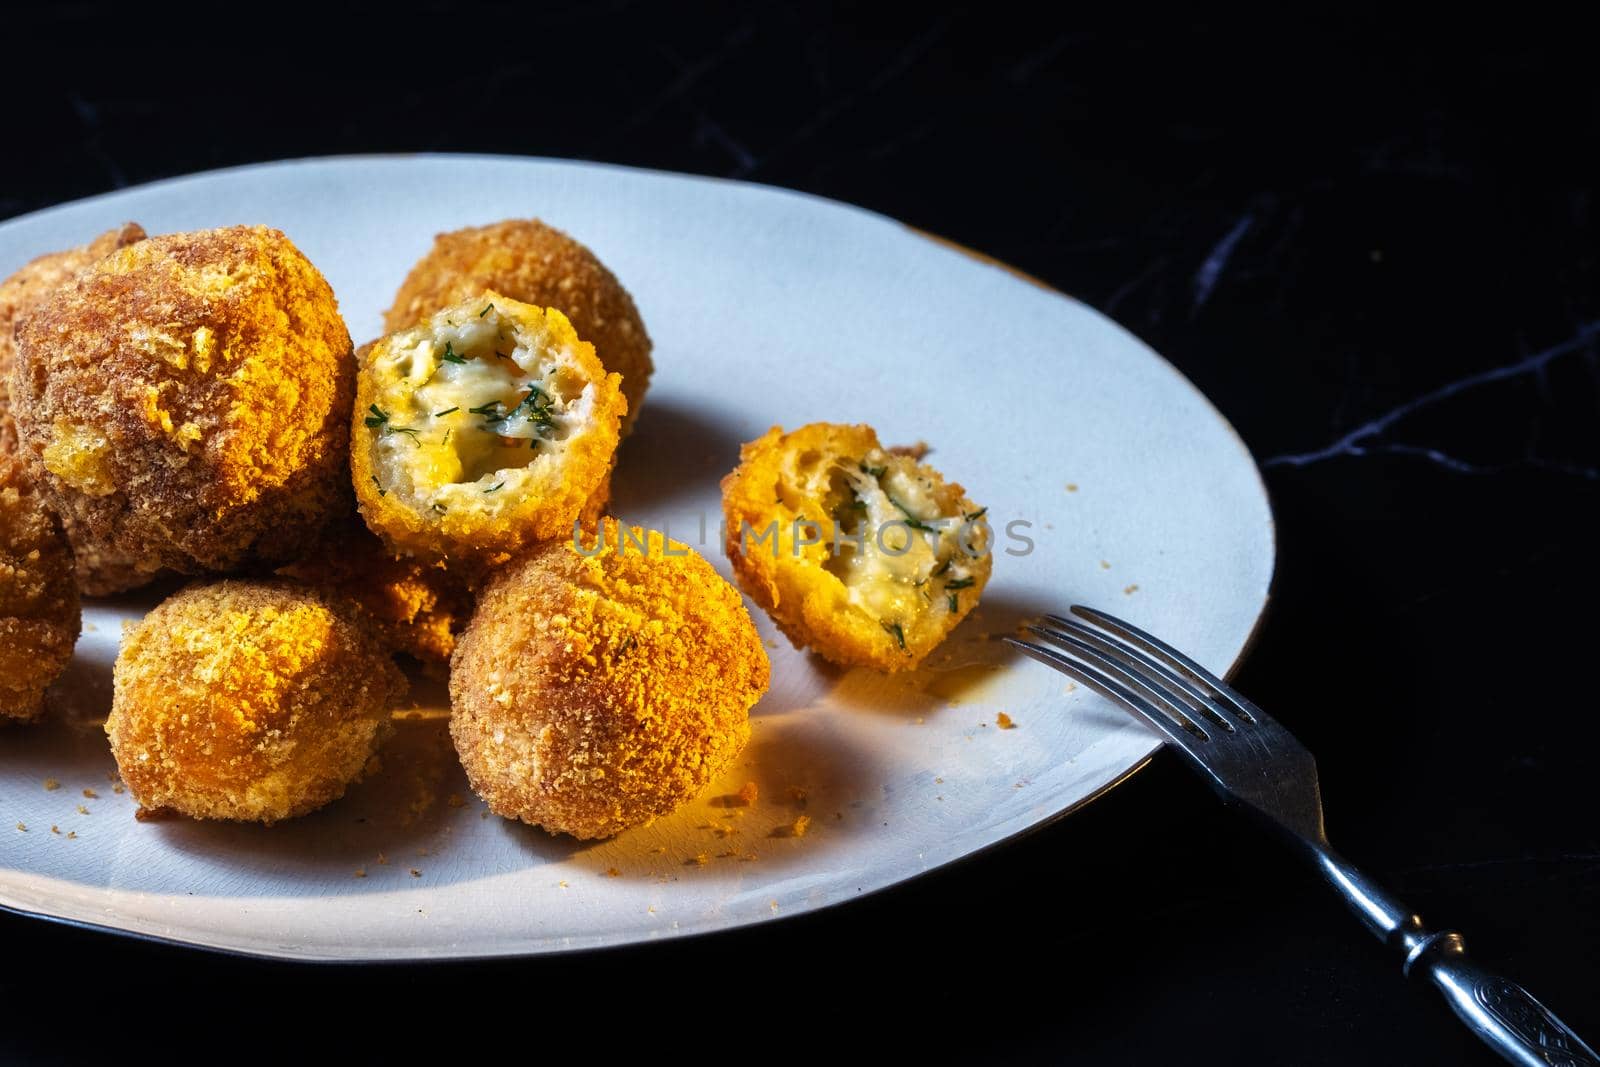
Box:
[351,292,625,560]
[721,423,992,672]
[384,219,653,435]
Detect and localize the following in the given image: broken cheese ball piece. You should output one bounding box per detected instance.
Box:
[352,291,625,561]
[722,422,992,672]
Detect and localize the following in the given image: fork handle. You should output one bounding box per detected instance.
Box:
[1407,931,1598,1067]
[1310,848,1597,1066]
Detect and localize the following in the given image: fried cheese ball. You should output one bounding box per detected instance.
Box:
[385,220,653,433]
[0,455,80,722]
[107,579,407,823]
[12,226,354,578]
[277,518,474,669]
[0,223,159,595]
[722,423,992,672]
[450,520,769,839]
[0,222,146,457]
[353,292,625,561]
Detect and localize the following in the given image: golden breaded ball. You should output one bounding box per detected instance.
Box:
[353,292,625,561]
[1,222,146,457]
[0,455,81,722]
[385,219,652,433]
[12,226,354,578]
[722,423,992,672]
[450,520,769,839]
[277,518,474,670]
[0,223,160,595]
[107,579,407,823]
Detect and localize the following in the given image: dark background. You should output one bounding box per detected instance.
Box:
[3,8,1596,1063]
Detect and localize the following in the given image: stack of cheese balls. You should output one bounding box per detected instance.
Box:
[0,218,772,838]
[2,214,990,840]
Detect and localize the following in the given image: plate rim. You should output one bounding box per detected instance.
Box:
[0,152,1278,962]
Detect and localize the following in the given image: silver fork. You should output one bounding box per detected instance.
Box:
[1008,605,1597,1067]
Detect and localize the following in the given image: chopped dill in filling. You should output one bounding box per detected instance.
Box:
[813,446,987,651]
[365,304,595,515]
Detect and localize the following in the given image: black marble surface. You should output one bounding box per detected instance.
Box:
[3,10,1597,1063]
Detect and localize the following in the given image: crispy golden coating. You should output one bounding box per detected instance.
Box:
[385,220,652,433]
[278,518,474,668]
[0,223,160,595]
[12,226,354,578]
[722,422,992,672]
[107,579,407,823]
[1,223,146,457]
[0,454,81,722]
[352,293,625,561]
[450,520,769,839]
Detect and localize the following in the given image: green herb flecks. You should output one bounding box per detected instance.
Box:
[881,620,907,651]
[945,576,975,590]
[390,426,422,447]
[503,384,556,435]
[371,475,386,498]
[478,303,495,318]
[439,342,467,365]
[932,558,951,577]
[948,593,959,612]
[364,405,390,428]
[433,406,459,417]
[887,494,936,533]
[468,401,505,419]
[484,482,505,494]
[859,460,887,478]
[964,507,987,521]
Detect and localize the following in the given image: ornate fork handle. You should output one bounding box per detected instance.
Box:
[1312,845,1597,1066]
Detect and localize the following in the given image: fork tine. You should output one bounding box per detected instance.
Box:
[1002,636,1212,759]
[1035,616,1243,733]
[1023,624,1221,736]
[1069,605,1265,726]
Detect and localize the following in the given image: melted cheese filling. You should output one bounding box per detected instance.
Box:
[368,306,598,513]
[823,448,982,627]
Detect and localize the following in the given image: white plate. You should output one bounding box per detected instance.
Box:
[0,155,1274,960]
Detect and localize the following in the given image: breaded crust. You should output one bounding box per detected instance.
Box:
[352,293,624,561]
[278,518,474,669]
[0,454,81,722]
[722,422,993,672]
[12,226,354,577]
[450,520,769,839]
[0,223,147,456]
[106,579,407,823]
[385,220,652,433]
[0,223,161,594]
